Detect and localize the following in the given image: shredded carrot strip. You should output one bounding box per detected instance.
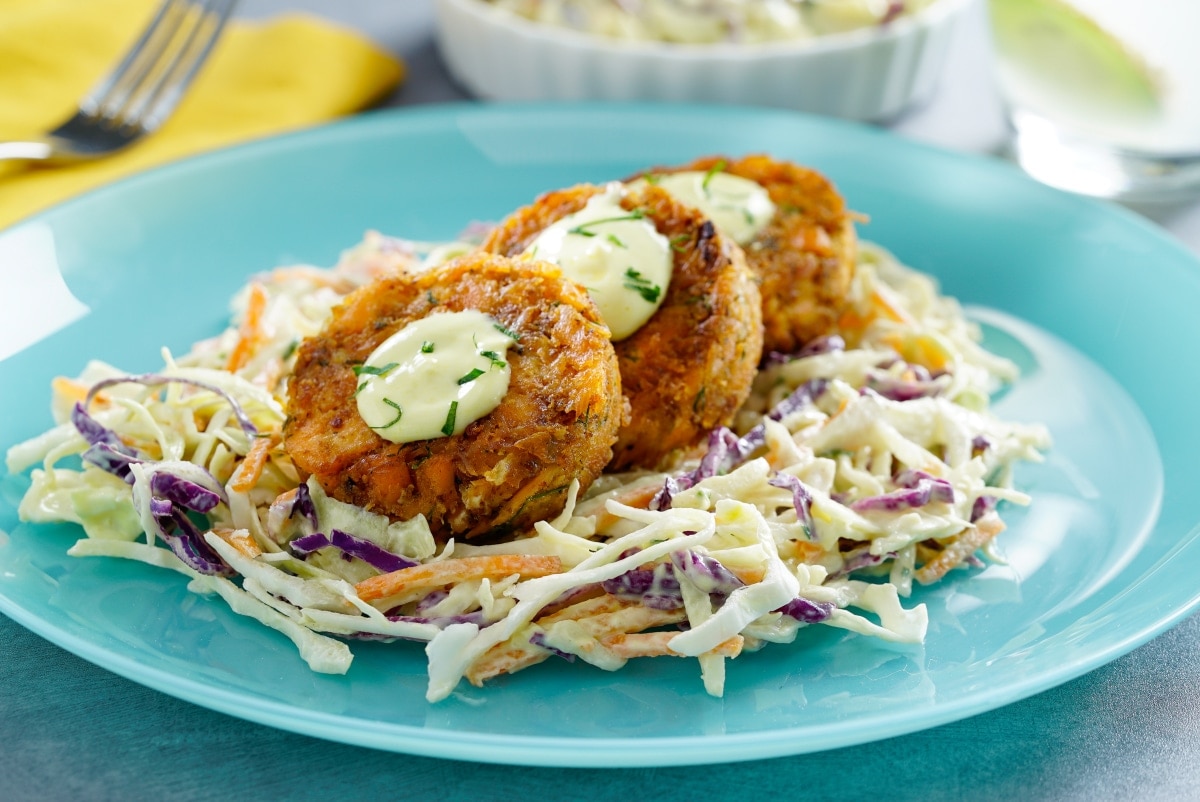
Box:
[726,565,766,585]
[466,600,685,685]
[229,433,278,493]
[837,308,870,335]
[53,376,110,407]
[537,593,631,625]
[592,480,661,532]
[879,332,906,354]
[869,287,914,326]
[465,642,550,686]
[256,357,285,394]
[601,632,744,659]
[915,335,951,372]
[272,487,298,508]
[355,555,563,602]
[915,513,1005,585]
[779,539,826,564]
[225,282,269,373]
[531,584,607,620]
[52,377,91,405]
[211,527,262,558]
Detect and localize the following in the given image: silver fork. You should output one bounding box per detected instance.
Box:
[0,0,237,163]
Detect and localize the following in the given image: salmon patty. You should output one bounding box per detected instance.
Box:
[482,182,763,472]
[629,154,857,355]
[284,253,624,539]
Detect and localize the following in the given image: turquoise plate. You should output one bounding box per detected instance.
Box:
[1,105,1198,767]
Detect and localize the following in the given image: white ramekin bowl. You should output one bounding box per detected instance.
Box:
[434,0,971,122]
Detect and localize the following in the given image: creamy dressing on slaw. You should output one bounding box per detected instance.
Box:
[6,224,1051,704]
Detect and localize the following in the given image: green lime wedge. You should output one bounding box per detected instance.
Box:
[988,0,1160,121]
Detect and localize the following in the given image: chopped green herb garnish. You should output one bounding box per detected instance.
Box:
[355,381,368,396]
[441,401,459,436]
[457,368,486,385]
[531,484,570,501]
[479,349,507,368]
[281,339,299,360]
[567,211,646,238]
[426,291,438,306]
[493,322,521,341]
[606,233,627,248]
[352,362,399,378]
[702,160,727,195]
[643,173,662,185]
[421,341,435,354]
[669,234,690,253]
[369,398,403,430]
[693,385,707,413]
[623,267,662,304]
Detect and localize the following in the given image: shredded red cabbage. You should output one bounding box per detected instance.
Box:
[292,481,319,530]
[71,403,141,482]
[413,590,449,613]
[864,371,949,402]
[669,550,744,596]
[81,442,142,483]
[601,562,682,610]
[388,611,488,628]
[149,472,223,513]
[850,469,955,513]
[775,597,835,623]
[767,474,816,539]
[651,379,828,510]
[146,494,231,575]
[971,495,997,522]
[838,548,893,575]
[762,335,846,367]
[529,631,577,662]
[290,529,417,574]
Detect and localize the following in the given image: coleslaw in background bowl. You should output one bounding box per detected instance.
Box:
[434,0,971,121]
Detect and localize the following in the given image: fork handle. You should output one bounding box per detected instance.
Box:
[0,141,54,162]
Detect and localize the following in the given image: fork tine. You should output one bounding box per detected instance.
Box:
[129,0,236,133]
[81,0,192,120]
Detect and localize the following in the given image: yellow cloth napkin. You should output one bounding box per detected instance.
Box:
[0,0,404,229]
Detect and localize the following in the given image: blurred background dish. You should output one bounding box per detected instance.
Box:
[435,0,972,121]
[986,0,1200,201]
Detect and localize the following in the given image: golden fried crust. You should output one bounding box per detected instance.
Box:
[283,253,624,539]
[482,183,763,472]
[631,154,857,355]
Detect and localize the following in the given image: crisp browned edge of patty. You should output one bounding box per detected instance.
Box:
[627,154,858,355]
[283,252,625,539]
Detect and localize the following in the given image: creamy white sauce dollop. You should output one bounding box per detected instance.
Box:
[355,310,517,443]
[633,169,775,245]
[523,183,671,341]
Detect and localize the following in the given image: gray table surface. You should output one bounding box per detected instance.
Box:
[4,2,1200,800]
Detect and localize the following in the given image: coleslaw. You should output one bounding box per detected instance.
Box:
[486,0,941,44]
[5,231,1049,702]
